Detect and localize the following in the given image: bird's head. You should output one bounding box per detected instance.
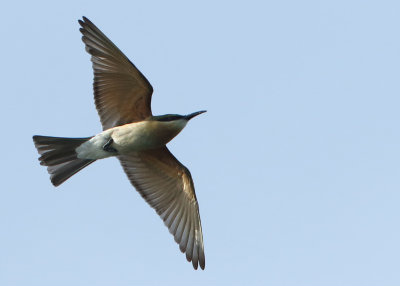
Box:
[150,111,207,145]
[153,110,207,122]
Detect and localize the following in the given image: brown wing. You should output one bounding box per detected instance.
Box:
[79,17,153,130]
[118,147,205,270]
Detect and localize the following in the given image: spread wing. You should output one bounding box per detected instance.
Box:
[118,147,205,270]
[79,17,153,130]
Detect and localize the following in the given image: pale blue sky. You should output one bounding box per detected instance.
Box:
[1,0,400,285]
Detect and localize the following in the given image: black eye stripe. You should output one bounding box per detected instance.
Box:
[157,115,183,122]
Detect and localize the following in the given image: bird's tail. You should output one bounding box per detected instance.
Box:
[33,135,95,186]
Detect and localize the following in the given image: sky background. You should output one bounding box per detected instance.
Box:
[1,0,400,285]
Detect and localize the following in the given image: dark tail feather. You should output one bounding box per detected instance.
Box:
[33,135,95,186]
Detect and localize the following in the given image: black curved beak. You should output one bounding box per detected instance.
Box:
[185,110,207,120]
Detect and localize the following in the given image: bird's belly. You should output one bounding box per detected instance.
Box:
[112,125,158,151]
[112,121,176,152]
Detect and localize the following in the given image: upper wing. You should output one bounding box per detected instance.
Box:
[118,147,205,270]
[79,17,153,130]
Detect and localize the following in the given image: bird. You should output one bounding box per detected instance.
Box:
[32,16,206,270]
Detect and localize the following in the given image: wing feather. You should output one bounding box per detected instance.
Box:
[118,147,205,270]
[79,17,153,129]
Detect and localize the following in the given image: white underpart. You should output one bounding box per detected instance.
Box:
[76,129,114,160]
[76,119,188,160]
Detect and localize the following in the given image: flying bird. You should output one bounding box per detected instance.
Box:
[32,17,206,270]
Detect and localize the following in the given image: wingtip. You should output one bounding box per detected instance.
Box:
[199,248,206,270]
[199,259,205,270]
[50,177,61,187]
[191,259,205,270]
[78,16,91,28]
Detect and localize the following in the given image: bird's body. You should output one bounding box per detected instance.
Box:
[76,118,188,160]
[33,17,206,270]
